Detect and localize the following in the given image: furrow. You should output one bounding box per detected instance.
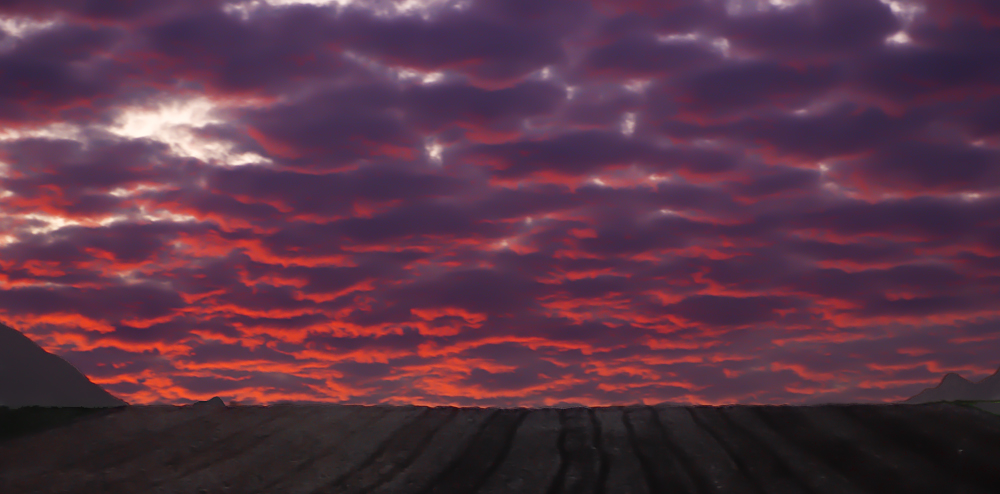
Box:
[113,405,318,494]
[653,405,758,494]
[647,405,718,494]
[466,409,531,494]
[556,408,601,494]
[623,406,698,494]
[753,404,980,494]
[358,407,460,494]
[243,405,400,494]
[839,404,1000,492]
[686,406,806,494]
[593,408,648,494]
[22,406,280,494]
[319,407,458,494]
[474,408,562,494]
[718,406,860,494]
[587,408,610,494]
[544,409,570,494]
[272,406,425,494]
[303,408,432,494]
[159,405,364,494]
[368,407,495,494]
[415,408,527,494]
[408,409,501,494]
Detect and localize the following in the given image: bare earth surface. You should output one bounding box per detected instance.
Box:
[2,403,1000,494]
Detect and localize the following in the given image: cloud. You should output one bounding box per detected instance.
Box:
[661,59,844,117]
[0,22,128,125]
[838,140,1000,193]
[143,5,348,94]
[403,79,566,139]
[664,294,804,327]
[580,33,722,79]
[335,4,570,87]
[720,0,900,57]
[0,0,225,21]
[699,102,926,161]
[1,0,999,407]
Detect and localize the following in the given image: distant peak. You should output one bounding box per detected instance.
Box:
[191,396,227,410]
[940,372,969,384]
[903,366,1000,404]
[980,366,1000,383]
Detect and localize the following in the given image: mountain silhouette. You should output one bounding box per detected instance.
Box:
[903,367,1000,404]
[0,322,127,408]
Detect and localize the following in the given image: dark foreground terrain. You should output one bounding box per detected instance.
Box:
[2,402,1000,494]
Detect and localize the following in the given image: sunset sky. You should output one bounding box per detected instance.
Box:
[1,0,999,407]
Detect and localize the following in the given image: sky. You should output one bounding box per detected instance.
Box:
[0,0,998,408]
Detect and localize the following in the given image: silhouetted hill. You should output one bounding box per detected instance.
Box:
[0,322,127,409]
[904,367,1000,404]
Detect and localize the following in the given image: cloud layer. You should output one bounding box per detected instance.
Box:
[1,0,998,406]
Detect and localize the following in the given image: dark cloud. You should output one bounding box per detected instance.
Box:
[786,263,968,304]
[457,130,740,179]
[840,140,1000,192]
[6,22,122,62]
[0,24,127,124]
[556,274,634,299]
[559,84,645,130]
[721,0,899,58]
[468,0,591,28]
[337,6,568,87]
[61,345,161,378]
[662,60,844,117]
[0,283,183,322]
[732,164,822,198]
[461,365,556,391]
[109,318,195,344]
[403,79,565,136]
[591,0,724,32]
[922,0,1000,25]
[793,196,988,241]
[333,200,491,243]
[0,0,225,20]
[856,295,984,318]
[579,214,714,255]
[387,267,549,316]
[165,252,247,295]
[304,326,428,354]
[786,238,913,264]
[239,83,413,166]
[700,102,929,160]
[665,294,803,327]
[0,136,188,216]
[179,340,301,365]
[692,250,800,290]
[206,161,464,214]
[857,46,996,103]
[964,96,1000,138]
[581,34,721,78]
[143,5,348,94]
